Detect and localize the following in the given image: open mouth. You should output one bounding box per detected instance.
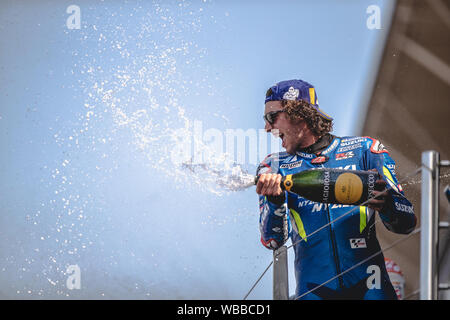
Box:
[271,129,285,145]
[279,133,285,147]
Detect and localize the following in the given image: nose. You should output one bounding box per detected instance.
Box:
[265,121,272,132]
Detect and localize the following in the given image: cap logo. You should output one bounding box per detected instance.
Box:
[309,87,316,105]
[282,86,299,100]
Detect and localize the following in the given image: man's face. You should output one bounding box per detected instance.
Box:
[264,101,309,154]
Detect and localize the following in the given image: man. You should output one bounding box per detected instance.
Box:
[256,79,416,300]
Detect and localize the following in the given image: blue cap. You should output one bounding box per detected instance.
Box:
[265,79,333,121]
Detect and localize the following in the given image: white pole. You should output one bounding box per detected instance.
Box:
[420,151,439,300]
[273,245,289,300]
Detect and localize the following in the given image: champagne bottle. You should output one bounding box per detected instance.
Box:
[255,168,380,205]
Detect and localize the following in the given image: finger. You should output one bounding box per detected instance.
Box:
[371,190,384,199]
[373,187,388,198]
[375,179,387,191]
[368,168,381,177]
[256,174,267,195]
[260,173,274,196]
[368,198,385,206]
[275,174,283,195]
[368,203,384,210]
[367,204,384,211]
[368,190,385,202]
[367,196,385,211]
[267,174,281,196]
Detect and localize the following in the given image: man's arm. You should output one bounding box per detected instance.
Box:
[256,160,290,250]
[258,194,290,249]
[363,138,417,234]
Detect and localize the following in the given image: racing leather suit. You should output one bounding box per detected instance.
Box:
[257,134,416,300]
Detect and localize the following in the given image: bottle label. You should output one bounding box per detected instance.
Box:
[334,172,363,204]
[322,171,331,202]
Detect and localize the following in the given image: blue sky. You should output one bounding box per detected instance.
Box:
[0,0,394,299]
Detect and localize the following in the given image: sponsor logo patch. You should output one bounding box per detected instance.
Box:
[280,160,303,169]
[394,202,414,213]
[340,137,366,146]
[272,227,282,233]
[350,238,367,249]
[336,164,357,171]
[274,203,287,216]
[322,139,339,155]
[282,86,300,100]
[311,156,329,164]
[296,152,314,159]
[337,143,362,153]
[386,164,396,175]
[335,151,355,160]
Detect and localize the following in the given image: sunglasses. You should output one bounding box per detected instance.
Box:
[263,110,285,124]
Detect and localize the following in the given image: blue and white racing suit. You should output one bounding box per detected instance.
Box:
[257,135,416,300]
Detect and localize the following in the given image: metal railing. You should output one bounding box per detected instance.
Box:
[420,151,450,300]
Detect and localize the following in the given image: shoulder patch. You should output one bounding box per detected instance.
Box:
[364,136,389,154]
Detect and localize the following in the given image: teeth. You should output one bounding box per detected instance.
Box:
[272,129,281,138]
